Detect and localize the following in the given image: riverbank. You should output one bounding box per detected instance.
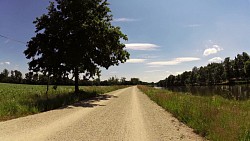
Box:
[138,85,250,141]
[164,84,250,101]
[0,83,127,121]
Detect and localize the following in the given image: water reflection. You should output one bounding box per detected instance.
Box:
[166,85,250,100]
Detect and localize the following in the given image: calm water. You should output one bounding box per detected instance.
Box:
[166,85,250,100]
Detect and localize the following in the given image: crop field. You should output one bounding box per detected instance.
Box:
[0,83,126,121]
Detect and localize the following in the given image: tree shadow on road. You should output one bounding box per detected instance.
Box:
[25,90,119,112]
[0,89,120,122]
[66,94,118,108]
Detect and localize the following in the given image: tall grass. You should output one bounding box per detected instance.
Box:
[138,85,250,141]
[0,83,127,121]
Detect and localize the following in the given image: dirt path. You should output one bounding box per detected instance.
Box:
[0,86,205,141]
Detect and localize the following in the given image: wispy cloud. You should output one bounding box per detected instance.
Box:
[0,62,10,65]
[203,44,223,56]
[148,57,200,66]
[113,18,137,22]
[127,59,147,63]
[145,70,163,73]
[147,65,162,68]
[137,54,159,59]
[125,43,159,51]
[208,57,223,63]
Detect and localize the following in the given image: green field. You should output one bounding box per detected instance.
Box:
[0,83,127,121]
[138,85,250,141]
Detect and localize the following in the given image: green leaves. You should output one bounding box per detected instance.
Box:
[24,0,129,93]
[244,60,250,78]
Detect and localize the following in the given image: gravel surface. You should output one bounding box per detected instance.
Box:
[0,86,205,141]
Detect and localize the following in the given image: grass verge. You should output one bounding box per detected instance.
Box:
[138,85,250,141]
[0,83,127,121]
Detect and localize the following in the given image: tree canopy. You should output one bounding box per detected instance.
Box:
[24,0,129,93]
[157,52,250,87]
[244,60,250,79]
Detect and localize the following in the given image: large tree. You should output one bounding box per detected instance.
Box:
[24,0,129,93]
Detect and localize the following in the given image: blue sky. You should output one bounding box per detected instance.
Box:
[1,0,250,82]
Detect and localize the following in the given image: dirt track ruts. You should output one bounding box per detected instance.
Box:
[0,86,205,141]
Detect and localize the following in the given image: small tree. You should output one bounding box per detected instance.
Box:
[1,69,9,78]
[131,78,140,85]
[0,69,10,82]
[24,0,129,93]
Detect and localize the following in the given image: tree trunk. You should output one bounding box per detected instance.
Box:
[74,67,79,94]
[45,75,50,111]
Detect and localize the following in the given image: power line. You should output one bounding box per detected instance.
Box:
[0,34,26,44]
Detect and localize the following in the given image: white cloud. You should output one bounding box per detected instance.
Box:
[0,62,10,65]
[147,57,200,66]
[113,18,137,22]
[213,45,223,51]
[203,48,218,56]
[175,57,200,62]
[110,71,118,74]
[127,59,146,63]
[125,43,159,51]
[203,44,223,56]
[208,57,223,63]
[148,61,179,66]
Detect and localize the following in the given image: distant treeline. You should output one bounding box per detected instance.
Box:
[0,70,151,86]
[157,52,250,87]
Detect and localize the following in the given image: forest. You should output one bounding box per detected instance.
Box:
[157,52,250,87]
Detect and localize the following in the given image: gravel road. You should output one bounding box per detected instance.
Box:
[0,86,205,141]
